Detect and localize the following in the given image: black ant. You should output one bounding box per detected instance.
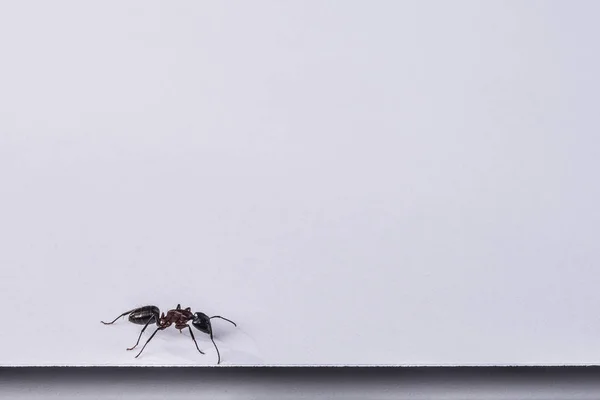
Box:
[101,304,236,364]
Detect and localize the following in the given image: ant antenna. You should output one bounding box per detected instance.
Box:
[210,316,237,326]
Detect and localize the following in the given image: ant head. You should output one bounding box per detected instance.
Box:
[192,312,212,335]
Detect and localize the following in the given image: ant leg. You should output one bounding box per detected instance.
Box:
[186,325,205,355]
[209,332,221,364]
[210,316,237,327]
[101,309,136,325]
[135,327,162,358]
[127,317,154,351]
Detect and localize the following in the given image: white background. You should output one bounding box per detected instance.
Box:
[0,0,599,366]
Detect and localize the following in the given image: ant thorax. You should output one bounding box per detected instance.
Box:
[159,308,193,327]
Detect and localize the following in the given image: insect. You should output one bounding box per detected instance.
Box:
[101,304,237,364]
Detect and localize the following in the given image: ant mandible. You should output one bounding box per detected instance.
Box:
[101,304,236,364]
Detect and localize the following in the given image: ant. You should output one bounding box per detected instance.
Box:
[101,304,236,364]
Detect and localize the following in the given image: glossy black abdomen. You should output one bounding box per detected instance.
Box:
[128,306,159,325]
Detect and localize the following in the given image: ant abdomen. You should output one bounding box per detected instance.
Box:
[128,306,159,325]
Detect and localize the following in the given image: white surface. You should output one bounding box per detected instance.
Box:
[0,0,599,366]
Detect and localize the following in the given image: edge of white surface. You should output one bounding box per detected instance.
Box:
[3,366,600,400]
[4,363,600,367]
